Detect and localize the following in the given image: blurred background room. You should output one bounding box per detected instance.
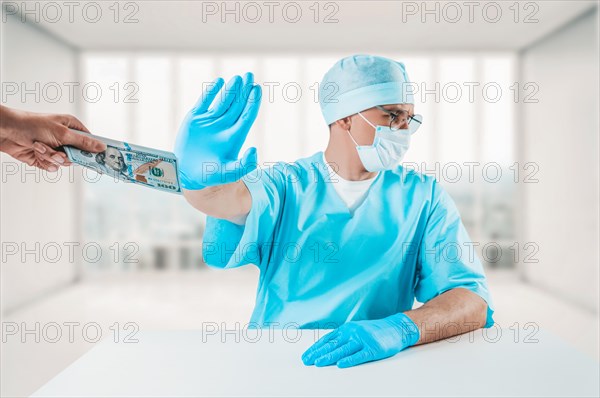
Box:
[1,1,598,396]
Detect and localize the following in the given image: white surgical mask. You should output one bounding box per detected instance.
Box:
[347,112,412,172]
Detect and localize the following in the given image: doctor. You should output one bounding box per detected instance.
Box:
[175,55,495,368]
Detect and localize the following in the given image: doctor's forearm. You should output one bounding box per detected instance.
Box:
[182,180,251,221]
[403,288,488,346]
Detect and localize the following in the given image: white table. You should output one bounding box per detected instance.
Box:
[32,328,599,397]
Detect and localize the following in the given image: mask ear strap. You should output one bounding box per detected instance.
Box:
[346,129,360,146]
[357,111,376,129]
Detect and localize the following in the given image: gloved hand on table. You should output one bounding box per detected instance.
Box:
[301,312,421,368]
[174,72,262,190]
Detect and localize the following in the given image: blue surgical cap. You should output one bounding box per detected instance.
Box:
[319,54,415,125]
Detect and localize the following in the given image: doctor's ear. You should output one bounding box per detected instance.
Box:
[333,116,353,131]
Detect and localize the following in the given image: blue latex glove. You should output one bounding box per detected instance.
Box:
[301,313,420,368]
[175,72,262,190]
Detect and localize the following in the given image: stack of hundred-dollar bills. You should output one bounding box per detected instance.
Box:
[63,132,182,195]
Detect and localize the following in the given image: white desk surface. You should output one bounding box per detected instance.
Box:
[32,328,599,397]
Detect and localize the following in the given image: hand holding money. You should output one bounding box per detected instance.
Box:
[0,105,106,171]
[63,132,182,195]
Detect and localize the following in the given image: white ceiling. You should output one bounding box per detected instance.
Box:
[7,0,598,52]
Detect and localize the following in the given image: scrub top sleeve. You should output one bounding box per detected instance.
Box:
[415,180,496,328]
[202,165,285,270]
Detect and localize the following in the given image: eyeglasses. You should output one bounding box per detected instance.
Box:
[375,105,423,134]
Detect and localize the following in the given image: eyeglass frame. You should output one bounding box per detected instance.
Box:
[374,105,422,132]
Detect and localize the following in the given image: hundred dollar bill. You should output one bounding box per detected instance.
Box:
[63,131,182,195]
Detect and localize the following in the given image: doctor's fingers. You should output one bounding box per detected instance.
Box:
[192,77,225,114]
[302,330,339,363]
[234,85,261,127]
[207,75,243,118]
[336,349,374,369]
[313,340,363,367]
[221,85,262,142]
[219,72,256,125]
[303,333,351,365]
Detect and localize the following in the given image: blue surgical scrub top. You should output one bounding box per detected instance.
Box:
[202,151,495,329]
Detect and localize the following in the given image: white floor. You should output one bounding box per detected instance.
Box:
[1,267,598,398]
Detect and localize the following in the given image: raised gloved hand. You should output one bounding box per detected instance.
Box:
[174,72,262,190]
[301,312,420,368]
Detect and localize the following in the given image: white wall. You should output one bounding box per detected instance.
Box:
[520,8,599,312]
[1,12,80,313]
